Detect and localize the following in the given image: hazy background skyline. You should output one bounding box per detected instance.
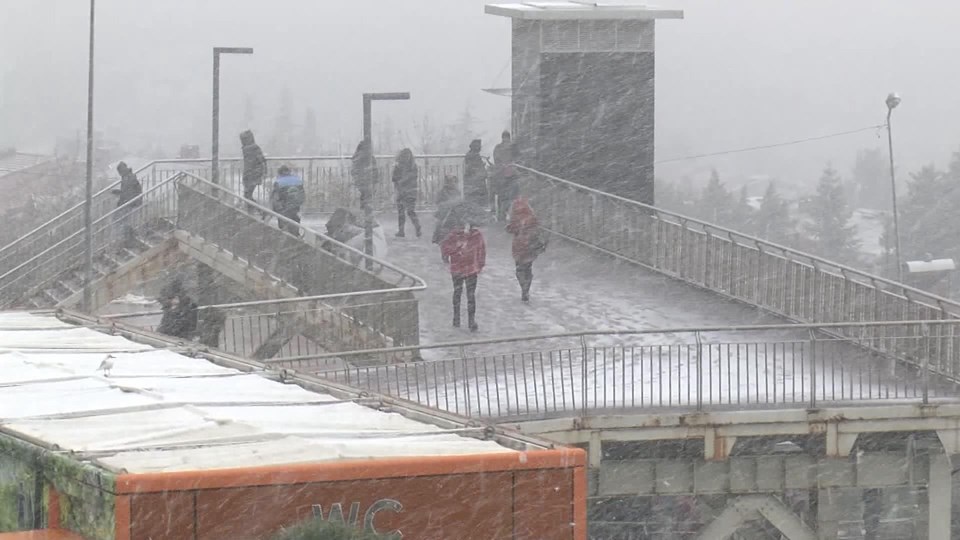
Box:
[2,0,958,194]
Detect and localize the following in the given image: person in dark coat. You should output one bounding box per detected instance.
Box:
[440,222,486,331]
[462,139,488,209]
[391,148,421,238]
[436,174,460,208]
[240,130,267,204]
[492,131,518,221]
[506,196,545,302]
[111,162,143,248]
[157,279,198,340]
[113,162,143,208]
[351,140,379,209]
[270,165,305,235]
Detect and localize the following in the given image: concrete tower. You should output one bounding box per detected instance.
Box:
[486,2,683,204]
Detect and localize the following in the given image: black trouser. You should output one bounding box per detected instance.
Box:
[497,177,518,221]
[397,198,421,234]
[278,207,301,235]
[452,273,478,324]
[516,261,533,297]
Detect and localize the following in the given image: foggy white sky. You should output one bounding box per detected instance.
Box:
[2,0,958,192]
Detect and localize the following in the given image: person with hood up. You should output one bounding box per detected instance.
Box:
[492,131,518,221]
[506,196,547,302]
[240,130,267,206]
[462,139,488,209]
[391,148,421,238]
[111,162,143,247]
[440,221,486,331]
[157,279,198,340]
[270,165,305,235]
[113,162,143,209]
[351,140,379,209]
[432,175,463,244]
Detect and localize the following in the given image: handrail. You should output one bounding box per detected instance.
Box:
[517,164,960,315]
[0,172,185,286]
[178,171,427,289]
[268,318,960,365]
[149,153,465,165]
[102,287,428,319]
[0,161,155,258]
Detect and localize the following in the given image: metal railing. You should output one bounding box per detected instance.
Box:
[0,161,162,280]
[147,154,465,212]
[0,172,183,307]
[517,165,960,380]
[104,291,420,365]
[0,169,425,348]
[267,321,960,419]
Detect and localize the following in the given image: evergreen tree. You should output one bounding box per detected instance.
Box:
[849,148,888,210]
[270,87,296,155]
[695,169,733,225]
[806,165,860,263]
[447,105,481,152]
[755,182,793,244]
[300,108,319,155]
[900,162,956,263]
[729,185,755,233]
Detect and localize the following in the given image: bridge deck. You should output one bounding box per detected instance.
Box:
[303,213,940,417]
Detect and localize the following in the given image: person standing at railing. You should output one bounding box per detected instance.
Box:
[391,148,421,238]
[463,139,488,209]
[492,131,519,222]
[441,221,486,332]
[111,162,142,248]
[270,165,305,235]
[240,130,267,211]
[157,279,198,341]
[506,196,547,303]
[351,140,379,209]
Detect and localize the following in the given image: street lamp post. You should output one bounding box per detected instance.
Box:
[82,0,96,312]
[360,92,410,270]
[211,47,253,187]
[885,92,903,283]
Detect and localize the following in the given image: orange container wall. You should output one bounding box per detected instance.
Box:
[116,450,586,540]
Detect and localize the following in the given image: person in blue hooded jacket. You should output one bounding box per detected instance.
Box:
[271,165,305,235]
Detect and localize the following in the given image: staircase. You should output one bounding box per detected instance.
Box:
[23,218,175,309]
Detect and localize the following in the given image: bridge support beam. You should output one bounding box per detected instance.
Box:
[696,495,817,540]
[825,423,858,458]
[704,428,736,461]
[929,453,952,540]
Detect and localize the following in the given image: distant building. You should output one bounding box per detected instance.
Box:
[0,148,87,244]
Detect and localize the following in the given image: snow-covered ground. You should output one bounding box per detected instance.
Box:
[303,212,931,416]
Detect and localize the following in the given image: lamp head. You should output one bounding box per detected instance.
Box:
[886,92,901,110]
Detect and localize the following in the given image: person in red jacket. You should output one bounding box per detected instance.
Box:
[506,196,546,302]
[440,222,486,331]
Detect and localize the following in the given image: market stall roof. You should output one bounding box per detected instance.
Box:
[0,312,514,473]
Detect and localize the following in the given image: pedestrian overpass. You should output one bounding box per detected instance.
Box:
[3,155,960,539]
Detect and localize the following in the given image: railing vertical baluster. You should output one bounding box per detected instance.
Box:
[580,335,589,416]
[809,328,818,408]
[922,323,931,404]
[695,331,703,411]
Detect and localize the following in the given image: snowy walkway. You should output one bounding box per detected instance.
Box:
[303,212,801,346]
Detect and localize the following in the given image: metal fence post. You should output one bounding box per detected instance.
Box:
[460,345,471,418]
[580,334,589,416]
[921,322,931,404]
[695,331,703,411]
[809,328,818,408]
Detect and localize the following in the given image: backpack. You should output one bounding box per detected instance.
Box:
[528,227,549,256]
[288,184,306,207]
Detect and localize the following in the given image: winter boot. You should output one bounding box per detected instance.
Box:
[468,318,478,332]
[396,230,406,238]
[453,311,461,328]
[415,223,422,238]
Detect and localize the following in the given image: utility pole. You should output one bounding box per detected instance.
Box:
[360,92,410,270]
[82,0,96,312]
[211,47,253,186]
[885,92,903,283]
